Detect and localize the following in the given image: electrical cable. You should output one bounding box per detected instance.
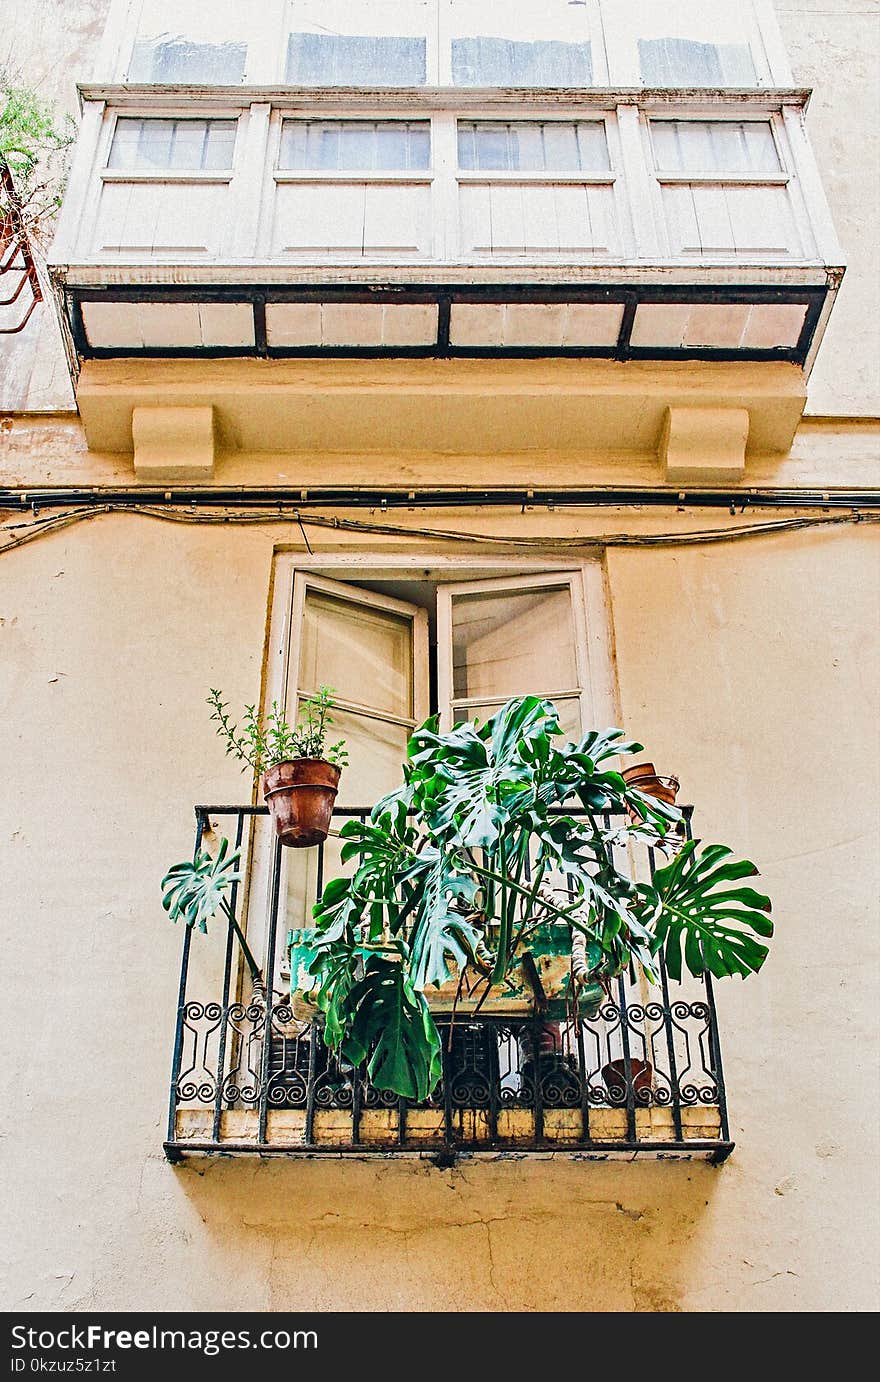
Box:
[0,499,876,558]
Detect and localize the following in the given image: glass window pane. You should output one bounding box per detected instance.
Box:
[407,125,430,170]
[339,123,375,171]
[279,120,428,171]
[137,119,175,168]
[299,591,414,719]
[108,118,236,171]
[460,121,607,173]
[281,122,309,169]
[541,123,579,172]
[452,36,591,87]
[375,122,408,170]
[203,120,237,170]
[474,124,511,171]
[286,32,426,85]
[451,585,578,701]
[576,122,610,171]
[652,120,779,173]
[129,38,246,83]
[315,124,340,170]
[168,120,206,170]
[106,118,143,170]
[510,124,545,172]
[457,123,476,171]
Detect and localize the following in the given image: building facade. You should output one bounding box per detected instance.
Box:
[1,0,878,1312]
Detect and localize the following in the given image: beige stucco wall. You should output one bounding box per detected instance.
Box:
[1,482,877,1312]
[780,0,880,416]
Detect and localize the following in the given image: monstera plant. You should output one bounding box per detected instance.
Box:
[299,697,773,1101]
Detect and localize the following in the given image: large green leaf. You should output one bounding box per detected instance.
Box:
[408,850,481,990]
[646,841,773,980]
[341,956,442,1101]
[161,836,241,932]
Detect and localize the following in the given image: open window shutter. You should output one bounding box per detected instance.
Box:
[281,573,429,937]
[436,572,592,738]
[287,573,429,806]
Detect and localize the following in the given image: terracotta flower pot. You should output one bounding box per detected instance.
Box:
[622,762,680,824]
[262,758,341,847]
[601,1056,653,1106]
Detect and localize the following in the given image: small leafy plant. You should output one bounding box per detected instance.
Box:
[208,685,348,775]
[300,696,773,1100]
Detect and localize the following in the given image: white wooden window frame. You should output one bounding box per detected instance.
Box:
[262,106,436,260]
[78,103,249,257]
[451,109,629,260]
[100,112,242,182]
[272,117,434,182]
[641,108,816,261]
[437,570,596,733]
[647,115,790,186]
[243,553,615,962]
[283,571,430,738]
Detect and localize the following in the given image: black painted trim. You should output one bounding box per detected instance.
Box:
[66,280,829,365]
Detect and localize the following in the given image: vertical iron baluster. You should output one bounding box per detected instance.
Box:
[304,1022,318,1146]
[398,1097,407,1147]
[442,1028,454,1150]
[533,1015,545,1141]
[617,972,637,1145]
[166,810,205,1147]
[257,834,283,1144]
[703,970,730,1142]
[315,835,325,906]
[575,1012,591,1146]
[649,843,683,1144]
[212,809,246,1144]
[488,1021,500,1144]
[351,1058,362,1145]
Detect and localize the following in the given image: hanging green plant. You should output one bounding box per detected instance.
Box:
[1,77,75,247]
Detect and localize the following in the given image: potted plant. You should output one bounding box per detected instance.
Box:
[622,761,680,825]
[208,686,348,847]
[298,696,773,1101]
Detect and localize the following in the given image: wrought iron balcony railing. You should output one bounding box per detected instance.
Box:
[165,804,733,1163]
